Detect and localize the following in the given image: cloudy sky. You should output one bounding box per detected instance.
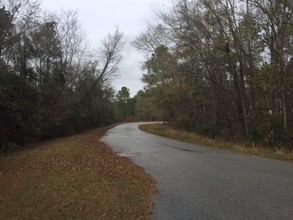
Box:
[41,0,171,96]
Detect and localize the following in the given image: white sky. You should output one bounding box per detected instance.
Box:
[41,0,171,96]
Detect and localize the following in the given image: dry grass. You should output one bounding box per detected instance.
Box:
[140,123,293,161]
[0,127,154,220]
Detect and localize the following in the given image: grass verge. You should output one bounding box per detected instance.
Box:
[0,127,154,220]
[140,123,293,161]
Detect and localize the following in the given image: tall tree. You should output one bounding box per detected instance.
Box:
[134,0,293,147]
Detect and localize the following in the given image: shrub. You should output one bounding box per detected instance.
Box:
[265,115,286,147]
[176,114,190,130]
[0,69,41,150]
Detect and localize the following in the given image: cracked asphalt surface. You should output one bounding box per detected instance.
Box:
[101,122,293,220]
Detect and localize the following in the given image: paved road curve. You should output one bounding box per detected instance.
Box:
[101,123,293,220]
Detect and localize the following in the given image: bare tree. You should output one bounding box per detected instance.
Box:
[132,23,169,53]
[74,27,125,103]
[97,27,125,82]
[58,10,86,67]
[2,0,41,37]
[0,0,40,62]
[57,10,89,88]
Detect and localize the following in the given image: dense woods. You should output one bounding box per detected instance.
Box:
[134,0,293,149]
[0,0,124,151]
[1,0,293,152]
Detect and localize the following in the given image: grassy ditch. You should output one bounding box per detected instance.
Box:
[0,127,154,220]
[140,123,293,161]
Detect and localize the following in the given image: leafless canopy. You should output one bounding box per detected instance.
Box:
[132,23,169,53]
[98,28,125,82]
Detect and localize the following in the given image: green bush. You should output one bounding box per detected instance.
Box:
[0,142,19,153]
[176,114,190,130]
[195,123,218,138]
[265,115,286,147]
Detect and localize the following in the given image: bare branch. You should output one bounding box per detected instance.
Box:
[132,23,169,53]
[97,27,125,82]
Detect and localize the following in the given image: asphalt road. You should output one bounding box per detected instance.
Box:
[101,122,293,220]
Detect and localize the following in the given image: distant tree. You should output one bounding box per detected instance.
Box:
[135,89,160,121]
[115,87,135,120]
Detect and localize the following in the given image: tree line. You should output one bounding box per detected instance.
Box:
[133,0,293,149]
[0,0,125,151]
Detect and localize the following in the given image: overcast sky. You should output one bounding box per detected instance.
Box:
[41,0,171,96]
